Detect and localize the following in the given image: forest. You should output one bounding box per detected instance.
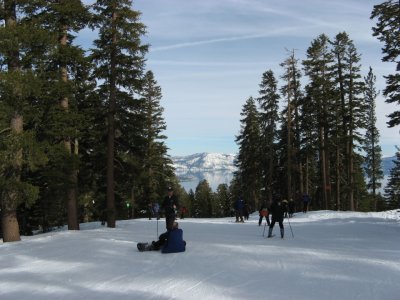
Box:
[0,0,399,243]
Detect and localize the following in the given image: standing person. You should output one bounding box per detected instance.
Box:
[234,196,245,223]
[180,206,187,219]
[243,203,250,221]
[148,202,153,220]
[258,201,270,226]
[162,186,179,230]
[153,202,160,220]
[302,193,310,213]
[267,197,287,238]
[137,221,186,253]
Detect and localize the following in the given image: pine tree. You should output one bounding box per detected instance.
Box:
[139,70,173,212]
[24,0,89,230]
[235,97,261,210]
[193,180,213,217]
[384,147,400,209]
[303,34,336,210]
[363,67,384,211]
[280,50,303,202]
[371,0,400,128]
[0,0,49,242]
[90,0,148,227]
[214,183,231,217]
[257,70,280,203]
[331,32,367,211]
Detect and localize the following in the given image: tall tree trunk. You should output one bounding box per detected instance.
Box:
[106,10,118,228]
[2,114,23,242]
[60,30,79,230]
[287,101,292,201]
[2,0,21,242]
[320,127,329,210]
[348,80,355,211]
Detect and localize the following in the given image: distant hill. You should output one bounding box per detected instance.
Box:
[172,152,237,171]
[172,153,395,175]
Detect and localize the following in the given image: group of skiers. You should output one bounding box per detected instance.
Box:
[257,193,311,238]
[138,185,312,252]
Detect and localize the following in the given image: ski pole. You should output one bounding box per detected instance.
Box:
[262,221,267,236]
[156,218,159,239]
[286,215,294,238]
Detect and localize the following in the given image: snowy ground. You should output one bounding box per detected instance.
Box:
[1,210,399,300]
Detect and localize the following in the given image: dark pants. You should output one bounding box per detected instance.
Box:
[259,215,270,226]
[165,213,175,230]
[303,202,308,213]
[235,209,243,222]
[152,232,168,250]
[269,219,284,229]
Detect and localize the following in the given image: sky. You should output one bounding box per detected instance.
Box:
[1,210,399,299]
[81,0,399,157]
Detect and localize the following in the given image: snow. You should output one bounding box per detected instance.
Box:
[172,152,237,171]
[1,210,399,300]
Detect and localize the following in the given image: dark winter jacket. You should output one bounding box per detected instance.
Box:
[269,200,287,222]
[162,195,179,216]
[235,198,245,210]
[162,228,186,253]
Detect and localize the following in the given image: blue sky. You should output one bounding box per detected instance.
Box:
[82,0,399,157]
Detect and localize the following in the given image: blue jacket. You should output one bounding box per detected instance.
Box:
[161,228,186,253]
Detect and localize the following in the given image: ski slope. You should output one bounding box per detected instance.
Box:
[1,210,399,300]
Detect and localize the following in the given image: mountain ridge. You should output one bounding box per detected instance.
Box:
[172,152,236,171]
[172,152,395,175]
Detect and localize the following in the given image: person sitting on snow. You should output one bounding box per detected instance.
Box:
[137,222,186,253]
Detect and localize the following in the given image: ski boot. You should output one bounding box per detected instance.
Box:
[137,242,154,252]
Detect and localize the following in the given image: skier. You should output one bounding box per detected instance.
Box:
[137,221,186,253]
[234,196,245,223]
[180,206,187,219]
[302,193,310,213]
[162,186,180,230]
[258,201,270,226]
[267,197,287,238]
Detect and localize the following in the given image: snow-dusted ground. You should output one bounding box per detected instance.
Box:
[1,210,399,300]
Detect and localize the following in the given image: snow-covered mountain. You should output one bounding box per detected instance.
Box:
[172,153,395,174]
[172,152,237,171]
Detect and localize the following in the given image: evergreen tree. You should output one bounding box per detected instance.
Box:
[193,179,213,217]
[24,0,89,230]
[235,97,261,210]
[384,147,400,209]
[187,189,195,217]
[303,34,336,210]
[371,0,400,128]
[214,183,230,217]
[331,32,367,211]
[257,70,280,203]
[0,0,50,241]
[90,0,148,227]
[279,50,303,201]
[363,67,384,211]
[139,71,172,211]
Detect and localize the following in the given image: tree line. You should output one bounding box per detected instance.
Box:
[232,1,400,213]
[0,0,179,242]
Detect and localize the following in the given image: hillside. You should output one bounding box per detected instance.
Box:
[1,210,399,300]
